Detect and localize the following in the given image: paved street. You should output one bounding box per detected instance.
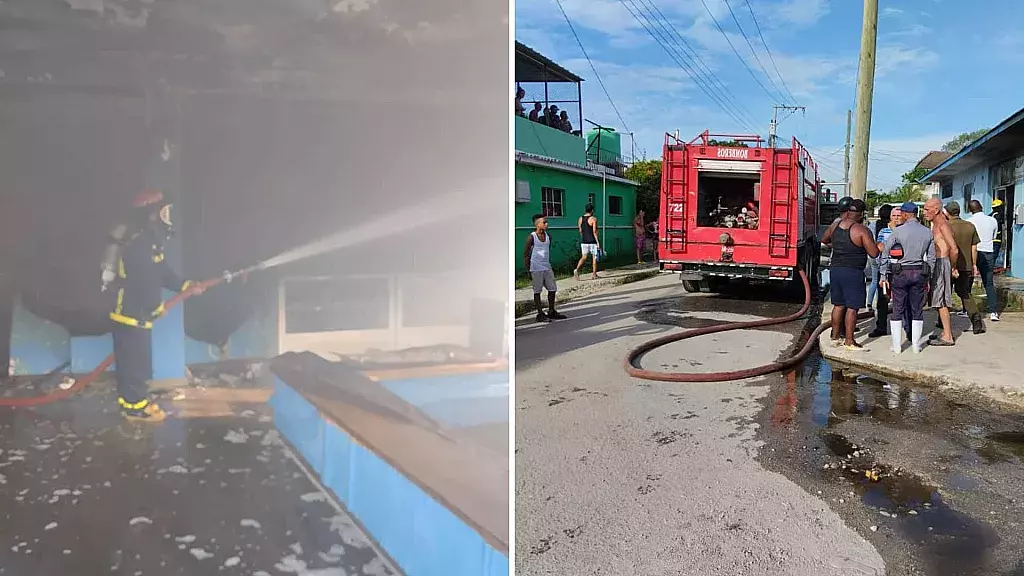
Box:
[515,274,1024,576]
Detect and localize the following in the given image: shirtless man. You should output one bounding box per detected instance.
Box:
[634,209,647,264]
[922,197,959,346]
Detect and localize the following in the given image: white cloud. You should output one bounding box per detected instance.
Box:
[881,7,904,18]
[887,23,931,38]
[772,0,830,27]
[875,44,939,78]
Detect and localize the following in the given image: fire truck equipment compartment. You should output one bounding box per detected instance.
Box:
[697,172,761,229]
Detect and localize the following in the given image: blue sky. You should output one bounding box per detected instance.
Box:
[515,0,1024,191]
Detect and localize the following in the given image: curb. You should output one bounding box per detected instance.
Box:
[514,269,662,318]
[817,308,1024,408]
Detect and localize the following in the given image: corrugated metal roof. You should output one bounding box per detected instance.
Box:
[922,105,1024,182]
[515,41,584,84]
[914,151,953,173]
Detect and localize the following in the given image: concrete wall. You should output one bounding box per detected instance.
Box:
[278,272,493,359]
[950,166,991,209]
[514,115,587,166]
[947,160,1024,279]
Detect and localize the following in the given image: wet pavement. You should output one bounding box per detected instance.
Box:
[517,272,1024,576]
[759,350,1024,575]
[635,276,1024,574]
[0,373,399,576]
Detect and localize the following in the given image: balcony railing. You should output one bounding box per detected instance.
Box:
[514,115,587,166]
[514,115,633,179]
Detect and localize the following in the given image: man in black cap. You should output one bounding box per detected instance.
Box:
[822,197,878,350]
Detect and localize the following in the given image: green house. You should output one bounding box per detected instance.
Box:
[514,42,639,273]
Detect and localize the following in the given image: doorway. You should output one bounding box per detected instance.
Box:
[995,185,1014,271]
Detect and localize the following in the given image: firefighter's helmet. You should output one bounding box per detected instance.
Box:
[132,189,173,227]
[992,199,1004,208]
[133,189,165,208]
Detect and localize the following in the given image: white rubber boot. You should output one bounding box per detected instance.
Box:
[889,321,903,354]
[911,320,924,353]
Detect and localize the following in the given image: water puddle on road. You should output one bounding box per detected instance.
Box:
[763,355,1017,574]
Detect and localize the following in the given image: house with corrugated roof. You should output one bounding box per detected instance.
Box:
[921,107,1024,277]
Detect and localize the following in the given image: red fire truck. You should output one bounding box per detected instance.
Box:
[657,131,821,293]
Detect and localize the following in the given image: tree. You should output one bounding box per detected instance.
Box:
[625,159,662,218]
[941,129,988,154]
[867,167,929,213]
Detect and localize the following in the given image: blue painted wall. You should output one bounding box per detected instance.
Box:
[380,370,509,429]
[949,163,1024,279]
[11,284,278,376]
[1011,178,1024,280]
[270,376,509,576]
[9,302,69,376]
[950,165,990,210]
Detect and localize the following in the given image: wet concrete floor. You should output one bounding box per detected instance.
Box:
[0,373,399,576]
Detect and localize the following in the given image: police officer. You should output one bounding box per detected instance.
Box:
[879,202,934,354]
[107,190,203,422]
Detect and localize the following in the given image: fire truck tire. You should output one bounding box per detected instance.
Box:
[681,280,701,293]
[703,278,726,293]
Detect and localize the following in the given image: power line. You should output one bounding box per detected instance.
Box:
[722,0,791,105]
[743,0,799,105]
[552,0,631,133]
[697,0,780,104]
[632,0,763,130]
[619,0,761,132]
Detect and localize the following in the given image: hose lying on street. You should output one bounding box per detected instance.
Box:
[0,272,241,408]
[624,269,873,383]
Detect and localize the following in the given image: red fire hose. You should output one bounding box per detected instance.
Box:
[624,270,873,382]
[0,275,230,408]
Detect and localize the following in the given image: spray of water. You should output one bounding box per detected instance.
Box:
[257,181,502,270]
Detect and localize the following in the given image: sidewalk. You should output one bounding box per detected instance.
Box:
[514,263,660,316]
[818,303,1024,406]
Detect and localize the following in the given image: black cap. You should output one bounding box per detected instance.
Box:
[837,196,854,212]
[849,199,867,213]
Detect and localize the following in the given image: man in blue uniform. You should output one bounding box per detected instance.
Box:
[109,190,203,422]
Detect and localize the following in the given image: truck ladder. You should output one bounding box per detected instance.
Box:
[768,149,793,258]
[664,144,688,253]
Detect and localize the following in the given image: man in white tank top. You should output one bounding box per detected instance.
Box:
[524,214,567,322]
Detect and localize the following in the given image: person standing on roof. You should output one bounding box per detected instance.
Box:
[880,202,934,354]
[107,190,203,422]
[821,197,879,351]
[574,203,600,280]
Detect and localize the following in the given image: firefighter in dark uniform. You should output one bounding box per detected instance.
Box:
[108,189,202,422]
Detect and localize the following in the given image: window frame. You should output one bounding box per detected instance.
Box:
[540,186,565,217]
[608,195,623,216]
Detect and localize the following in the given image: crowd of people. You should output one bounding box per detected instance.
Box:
[823,195,1002,353]
[514,87,576,134]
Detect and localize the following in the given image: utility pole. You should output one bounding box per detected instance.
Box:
[768,105,806,148]
[849,0,878,200]
[843,109,852,186]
